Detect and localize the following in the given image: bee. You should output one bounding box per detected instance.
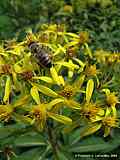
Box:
[27,33,52,68]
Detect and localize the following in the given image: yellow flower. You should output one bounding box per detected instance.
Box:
[81,79,104,122]
[0,105,13,122]
[102,89,119,107]
[59,85,74,99]
[106,92,119,106]
[80,107,119,138]
[81,103,104,122]
[0,64,12,74]
[29,103,72,131]
[85,64,98,77]
[63,5,73,13]
[102,116,119,128]
[102,107,119,137]
[79,31,89,45]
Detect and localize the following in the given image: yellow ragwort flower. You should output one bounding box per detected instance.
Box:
[0,105,13,122]
[29,103,72,131]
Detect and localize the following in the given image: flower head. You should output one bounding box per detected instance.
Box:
[106,92,119,106]
[28,102,72,131]
[0,105,13,122]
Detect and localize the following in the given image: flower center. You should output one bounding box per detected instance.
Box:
[60,87,74,99]
[85,65,97,76]
[21,71,33,80]
[1,64,12,74]
[33,109,42,121]
[102,117,119,127]
[106,93,118,106]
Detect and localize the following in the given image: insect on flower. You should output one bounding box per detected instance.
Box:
[27,33,52,68]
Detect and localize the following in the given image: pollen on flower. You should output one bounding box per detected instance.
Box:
[107,54,120,64]
[59,86,74,99]
[81,103,101,121]
[79,31,89,44]
[1,64,12,74]
[85,64,97,76]
[32,108,42,121]
[0,107,13,122]
[106,93,118,106]
[66,47,76,58]
[102,116,119,128]
[21,71,33,80]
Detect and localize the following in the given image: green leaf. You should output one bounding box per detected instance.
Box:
[57,150,70,160]
[11,148,45,160]
[14,133,46,147]
[0,124,25,139]
[69,140,119,153]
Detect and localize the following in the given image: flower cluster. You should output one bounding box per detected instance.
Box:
[0,24,120,140]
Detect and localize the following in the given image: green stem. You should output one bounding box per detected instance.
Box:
[47,123,59,160]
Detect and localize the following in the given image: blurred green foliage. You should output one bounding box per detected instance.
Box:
[0,0,120,160]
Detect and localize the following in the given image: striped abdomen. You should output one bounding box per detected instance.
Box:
[28,42,52,68]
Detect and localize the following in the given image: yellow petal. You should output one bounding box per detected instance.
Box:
[84,43,92,58]
[30,86,40,104]
[65,32,79,38]
[98,109,105,116]
[73,75,85,89]
[14,64,23,73]
[64,99,81,109]
[55,61,79,70]
[86,79,94,103]
[104,126,111,137]
[111,105,117,117]
[13,95,30,108]
[32,83,58,98]
[47,112,72,125]
[68,70,74,78]
[105,107,111,117]
[102,89,110,96]
[3,76,11,103]
[50,67,61,86]
[81,123,102,138]
[12,71,17,84]
[6,50,21,55]
[32,76,53,83]
[73,57,85,68]
[58,76,65,86]
[47,98,64,110]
